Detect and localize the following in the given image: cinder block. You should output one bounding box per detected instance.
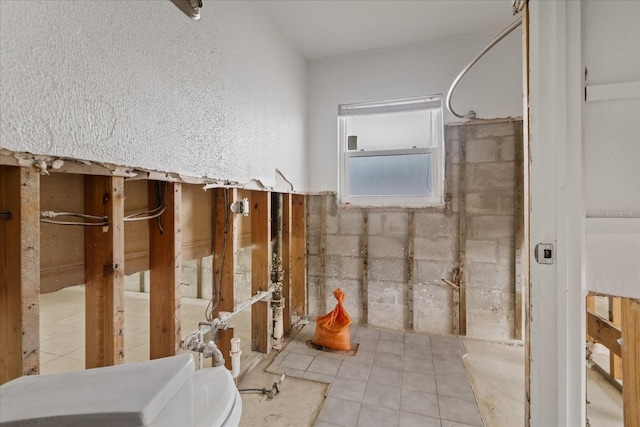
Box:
[413,237,458,262]
[414,213,458,237]
[369,235,407,259]
[236,247,252,272]
[307,297,323,318]
[499,136,517,161]
[368,302,406,330]
[414,283,453,334]
[446,139,461,165]
[306,195,322,214]
[446,124,460,142]
[368,280,406,305]
[338,210,364,235]
[467,162,516,190]
[369,258,407,282]
[326,235,361,256]
[468,215,514,239]
[326,255,363,280]
[466,121,517,139]
[415,260,458,285]
[307,255,322,276]
[326,214,338,235]
[499,189,515,214]
[123,273,140,292]
[466,138,501,163]
[497,239,516,265]
[368,212,409,236]
[306,275,322,299]
[325,193,338,217]
[326,278,361,304]
[466,239,499,263]
[306,234,320,256]
[467,311,514,341]
[465,190,502,214]
[307,213,321,235]
[466,261,514,291]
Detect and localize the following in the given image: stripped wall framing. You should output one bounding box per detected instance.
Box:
[0,162,306,385]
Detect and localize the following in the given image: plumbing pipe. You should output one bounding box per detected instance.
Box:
[230,338,242,379]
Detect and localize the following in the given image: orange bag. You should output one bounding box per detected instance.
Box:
[311,289,352,351]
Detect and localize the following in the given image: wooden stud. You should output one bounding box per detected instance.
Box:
[251,191,271,354]
[319,195,327,314]
[609,296,623,380]
[290,194,306,316]
[84,175,125,368]
[149,181,182,359]
[407,210,415,330]
[451,268,461,335]
[0,166,40,384]
[514,120,525,340]
[213,188,236,316]
[621,298,640,427]
[362,210,369,324]
[458,128,468,336]
[282,193,292,333]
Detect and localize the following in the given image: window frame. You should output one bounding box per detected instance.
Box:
[337,95,445,207]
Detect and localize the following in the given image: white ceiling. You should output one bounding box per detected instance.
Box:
[261,0,518,60]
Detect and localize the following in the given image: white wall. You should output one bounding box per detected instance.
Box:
[0,0,308,191]
[307,29,522,192]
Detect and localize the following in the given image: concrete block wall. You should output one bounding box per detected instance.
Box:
[306,120,522,341]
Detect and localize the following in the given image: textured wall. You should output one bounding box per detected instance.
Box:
[307,28,522,192]
[0,0,307,190]
[307,121,522,341]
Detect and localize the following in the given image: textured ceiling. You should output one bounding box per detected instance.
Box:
[261,0,517,60]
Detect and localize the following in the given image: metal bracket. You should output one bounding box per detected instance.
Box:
[534,243,554,264]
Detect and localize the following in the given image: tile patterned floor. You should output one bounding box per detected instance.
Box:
[268,322,483,427]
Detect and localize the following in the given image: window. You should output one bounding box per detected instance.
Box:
[338,95,444,206]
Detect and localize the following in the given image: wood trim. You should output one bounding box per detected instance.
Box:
[622,298,640,427]
[0,166,40,384]
[514,120,525,340]
[149,181,182,359]
[587,309,621,357]
[251,191,271,354]
[282,193,292,333]
[458,128,468,336]
[290,194,306,316]
[84,175,125,368]
[609,297,622,379]
[213,188,236,316]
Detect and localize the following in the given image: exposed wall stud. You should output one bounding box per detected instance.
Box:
[213,188,236,316]
[290,194,306,316]
[149,181,182,359]
[85,175,125,368]
[458,128,468,336]
[282,193,292,333]
[251,191,271,354]
[621,298,640,427]
[0,166,40,384]
[609,296,622,379]
[514,120,525,340]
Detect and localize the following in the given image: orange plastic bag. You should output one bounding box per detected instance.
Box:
[311,289,352,351]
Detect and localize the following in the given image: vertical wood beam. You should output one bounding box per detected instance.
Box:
[361,210,369,325]
[609,297,622,379]
[0,166,40,384]
[149,181,182,359]
[458,129,468,336]
[290,194,306,316]
[218,327,234,371]
[282,193,292,333]
[251,191,271,354]
[407,210,415,330]
[213,188,236,316]
[85,175,125,368]
[622,298,640,427]
[514,120,525,340]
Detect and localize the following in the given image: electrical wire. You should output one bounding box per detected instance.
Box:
[123,207,166,222]
[39,211,108,226]
[206,188,229,321]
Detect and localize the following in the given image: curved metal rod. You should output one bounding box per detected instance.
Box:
[446,17,523,120]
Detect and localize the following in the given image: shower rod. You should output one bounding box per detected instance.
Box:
[446,16,523,120]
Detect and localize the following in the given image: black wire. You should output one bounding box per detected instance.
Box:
[155,182,165,234]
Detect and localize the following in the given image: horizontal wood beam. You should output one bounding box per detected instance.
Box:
[587,309,621,357]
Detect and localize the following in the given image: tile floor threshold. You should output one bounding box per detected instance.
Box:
[268,322,483,427]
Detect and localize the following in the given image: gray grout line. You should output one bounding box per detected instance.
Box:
[280,324,482,427]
